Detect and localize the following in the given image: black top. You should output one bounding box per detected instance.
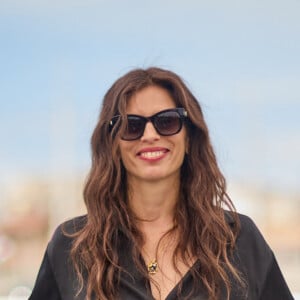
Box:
[29,213,294,300]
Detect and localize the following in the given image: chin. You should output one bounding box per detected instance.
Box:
[142,173,166,181]
[142,170,179,182]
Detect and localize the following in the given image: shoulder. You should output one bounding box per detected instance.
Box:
[237,212,261,232]
[235,213,270,253]
[34,216,88,299]
[47,215,87,258]
[229,213,275,295]
[44,215,88,298]
[225,211,268,245]
[53,214,87,237]
[225,211,273,271]
[227,213,294,299]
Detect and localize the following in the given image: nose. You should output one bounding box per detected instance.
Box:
[140,121,160,142]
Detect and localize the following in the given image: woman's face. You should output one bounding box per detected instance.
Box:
[119,85,188,185]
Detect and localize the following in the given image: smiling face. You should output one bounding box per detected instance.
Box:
[119,85,188,186]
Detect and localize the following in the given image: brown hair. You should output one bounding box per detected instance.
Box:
[69,67,244,299]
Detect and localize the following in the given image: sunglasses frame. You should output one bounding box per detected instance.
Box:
[109,108,188,141]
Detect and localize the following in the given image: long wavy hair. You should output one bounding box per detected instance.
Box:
[69,67,244,300]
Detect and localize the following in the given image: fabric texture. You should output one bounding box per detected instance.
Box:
[29,213,294,300]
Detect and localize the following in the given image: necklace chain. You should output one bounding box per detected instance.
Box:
[143,224,176,275]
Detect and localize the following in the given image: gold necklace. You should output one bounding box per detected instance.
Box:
[143,247,159,275]
[147,259,158,275]
[143,224,176,275]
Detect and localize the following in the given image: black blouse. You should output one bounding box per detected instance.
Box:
[29,213,294,300]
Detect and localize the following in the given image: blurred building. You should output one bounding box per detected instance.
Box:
[0,176,299,296]
[0,175,86,296]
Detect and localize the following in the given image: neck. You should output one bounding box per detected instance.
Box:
[127,176,180,225]
[127,176,182,277]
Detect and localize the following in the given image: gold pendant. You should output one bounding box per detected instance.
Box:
[147,260,158,274]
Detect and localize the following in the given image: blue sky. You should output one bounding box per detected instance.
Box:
[0,0,299,192]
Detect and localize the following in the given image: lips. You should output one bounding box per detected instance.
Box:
[140,150,165,158]
[137,147,169,160]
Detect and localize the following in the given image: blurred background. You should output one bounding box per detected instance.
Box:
[0,0,299,298]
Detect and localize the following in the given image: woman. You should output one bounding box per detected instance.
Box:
[30,67,293,300]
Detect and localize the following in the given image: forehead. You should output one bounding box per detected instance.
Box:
[126,85,176,116]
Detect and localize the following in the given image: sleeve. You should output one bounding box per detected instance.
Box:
[259,254,294,300]
[29,250,62,300]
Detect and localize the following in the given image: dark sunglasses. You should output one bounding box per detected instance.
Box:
[109,108,188,141]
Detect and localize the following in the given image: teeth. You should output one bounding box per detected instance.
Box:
[140,151,164,158]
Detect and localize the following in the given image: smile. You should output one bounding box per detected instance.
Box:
[137,148,169,161]
[140,151,165,158]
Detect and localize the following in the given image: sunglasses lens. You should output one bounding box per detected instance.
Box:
[123,116,145,140]
[154,111,181,135]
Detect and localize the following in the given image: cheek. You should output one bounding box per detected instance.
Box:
[177,131,188,156]
[119,143,133,170]
[178,144,187,165]
[119,145,127,163]
[185,134,189,154]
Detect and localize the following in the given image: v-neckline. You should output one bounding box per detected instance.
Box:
[118,236,206,300]
[146,259,201,300]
